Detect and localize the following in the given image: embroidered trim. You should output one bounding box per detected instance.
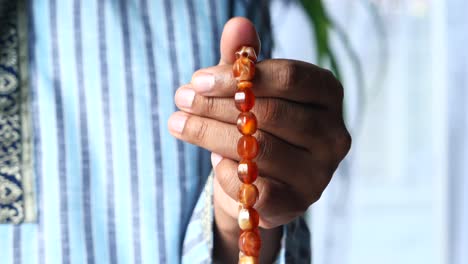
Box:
[0,0,35,224]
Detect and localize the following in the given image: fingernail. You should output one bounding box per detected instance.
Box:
[192,72,214,93]
[175,87,196,109]
[168,113,188,134]
[211,152,223,168]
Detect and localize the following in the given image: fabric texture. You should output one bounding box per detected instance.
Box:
[0,0,310,263]
[0,0,34,224]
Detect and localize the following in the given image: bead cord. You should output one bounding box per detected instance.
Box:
[233,46,261,263]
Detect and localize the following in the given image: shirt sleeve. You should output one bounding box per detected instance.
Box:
[181,172,312,264]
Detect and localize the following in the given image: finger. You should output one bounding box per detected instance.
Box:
[175,85,332,148]
[167,111,309,179]
[213,174,238,223]
[219,17,260,65]
[191,59,342,107]
[212,156,307,228]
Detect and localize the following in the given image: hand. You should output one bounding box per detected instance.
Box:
[168,17,351,262]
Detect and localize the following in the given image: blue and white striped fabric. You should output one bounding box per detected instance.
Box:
[0,0,310,263]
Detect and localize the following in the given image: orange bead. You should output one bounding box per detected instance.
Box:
[238,160,258,184]
[238,184,259,208]
[235,46,258,62]
[237,112,257,135]
[238,255,259,264]
[237,81,253,90]
[237,135,259,160]
[238,251,260,264]
[238,207,260,231]
[235,88,255,112]
[239,229,262,257]
[233,57,255,81]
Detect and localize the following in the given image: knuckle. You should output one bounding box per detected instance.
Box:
[302,108,321,134]
[192,118,209,143]
[256,182,295,228]
[333,127,352,159]
[204,96,217,116]
[340,129,352,155]
[322,69,344,102]
[321,69,337,85]
[258,99,282,126]
[298,197,313,212]
[255,132,272,162]
[277,60,297,91]
[215,164,238,195]
[289,191,312,215]
[256,181,313,228]
[336,80,344,102]
[302,172,330,205]
[308,187,324,205]
[255,182,270,211]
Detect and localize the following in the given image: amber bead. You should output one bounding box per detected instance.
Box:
[238,251,260,264]
[235,46,258,62]
[238,255,259,264]
[235,88,255,112]
[238,184,259,208]
[237,136,259,160]
[237,81,253,90]
[237,112,257,135]
[239,229,262,257]
[233,57,256,81]
[238,160,258,184]
[238,207,260,231]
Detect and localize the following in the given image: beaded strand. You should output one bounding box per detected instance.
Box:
[233,46,261,264]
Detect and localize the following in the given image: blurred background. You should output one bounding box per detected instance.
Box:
[271,0,467,264]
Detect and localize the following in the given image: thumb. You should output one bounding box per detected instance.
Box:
[219,17,261,65]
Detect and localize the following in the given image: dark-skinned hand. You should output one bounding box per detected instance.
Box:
[168,17,351,263]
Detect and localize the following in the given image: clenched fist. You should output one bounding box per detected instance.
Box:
[168,17,351,263]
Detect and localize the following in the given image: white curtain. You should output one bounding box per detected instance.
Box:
[272,0,467,263]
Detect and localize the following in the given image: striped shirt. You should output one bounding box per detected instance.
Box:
[0,0,310,263]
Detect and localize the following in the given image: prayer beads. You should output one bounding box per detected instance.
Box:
[238,80,253,90]
[238,183,259,207]
[239,253,259,264]
[239,229,262,257]
[233,46,261,263]
[237,135,259,159]
[238,207,259,231]
[237,160,258,184]
[235,88,255,112]
[237,112,258,135]
[233,57,256,81]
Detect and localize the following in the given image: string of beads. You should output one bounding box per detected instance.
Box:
[233,46,261,264]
